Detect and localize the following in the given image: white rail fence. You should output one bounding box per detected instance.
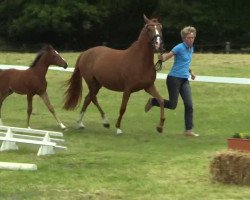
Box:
[1,64,250,85]
[0,125,67,156]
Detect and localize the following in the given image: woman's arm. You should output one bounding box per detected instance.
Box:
[158,51,174,62]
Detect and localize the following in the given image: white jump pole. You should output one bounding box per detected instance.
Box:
[0,162,37,171]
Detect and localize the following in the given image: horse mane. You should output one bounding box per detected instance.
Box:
[133,25,149,47]
[29,45,53,68]
[29,51,44,68]
[123,17,161,49]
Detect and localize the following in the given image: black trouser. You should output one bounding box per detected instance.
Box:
[151,75,193,130]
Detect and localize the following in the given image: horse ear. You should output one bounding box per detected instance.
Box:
[47,44,53,50]
[42,44,53,51]
[143,14,150,24]
[156,16,161,22]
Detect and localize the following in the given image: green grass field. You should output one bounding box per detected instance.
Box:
[0,52,250,199]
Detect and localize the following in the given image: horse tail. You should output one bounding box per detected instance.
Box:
[63,55,83,110]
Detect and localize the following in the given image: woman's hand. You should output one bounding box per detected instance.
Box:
[158,51,174,62]
[158,54,164,61]
[190,72,196,80]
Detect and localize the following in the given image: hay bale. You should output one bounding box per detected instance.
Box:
[210,150,250,185]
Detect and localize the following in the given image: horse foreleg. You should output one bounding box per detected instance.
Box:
[145,85,165,133]
[40,92,66,129]
[26,94,33,128]
[115,91,131,134]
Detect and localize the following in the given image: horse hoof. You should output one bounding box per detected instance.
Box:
[156,126,163,133]
[116,128,123,135]
[77,121,85,129]
[103,123,110,128]
[78,125,85,129]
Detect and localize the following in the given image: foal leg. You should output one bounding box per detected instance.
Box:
[26,94,33,128]
[40,92,66,129]
[115,90,131,134]
[145,84,165,133]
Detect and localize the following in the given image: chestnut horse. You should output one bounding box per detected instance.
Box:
[0,45,68,129]
[64,15,165,134]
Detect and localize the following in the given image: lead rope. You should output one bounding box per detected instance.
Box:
[154,52,164,71]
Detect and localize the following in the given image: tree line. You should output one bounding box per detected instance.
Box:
[0,0,249,52]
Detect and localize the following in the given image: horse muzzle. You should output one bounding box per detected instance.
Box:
[63,63,68,69]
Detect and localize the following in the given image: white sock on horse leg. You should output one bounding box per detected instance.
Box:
[116,128,123,135]
[103,116,109,124]
[77,112,85,128]
[77,112,84,122]
[59,123,66,129]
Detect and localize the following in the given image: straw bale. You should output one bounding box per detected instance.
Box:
[210,150,250,185]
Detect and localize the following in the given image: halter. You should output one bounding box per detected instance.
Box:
[145,23,165,71]
[151,34,162,43]
[145,23,163,43]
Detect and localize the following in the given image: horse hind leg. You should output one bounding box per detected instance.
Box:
[91,92,110,129]
[0,90,13,125]
[78,83,110,129]
[90,82,110,128]
[0,96,4,125]
[77,93,91,128]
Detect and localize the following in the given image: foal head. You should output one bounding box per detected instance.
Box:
[40,44,68,69]
[143,15,164,52]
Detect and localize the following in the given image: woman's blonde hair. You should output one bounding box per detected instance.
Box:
[181,26,196,38]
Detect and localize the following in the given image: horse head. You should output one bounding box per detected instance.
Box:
[143,15,164,53]
[43,44,68,69]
